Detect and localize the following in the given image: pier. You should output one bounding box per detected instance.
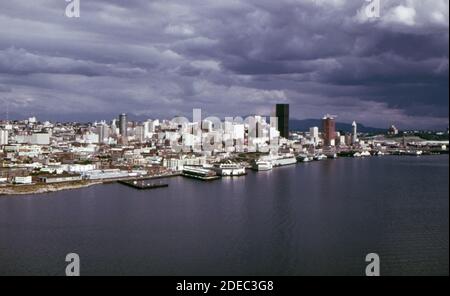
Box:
[182,166,221,181]
[182,173,221,181]
[117,180,169,190]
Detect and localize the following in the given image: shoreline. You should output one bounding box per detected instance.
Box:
[0,173,182,197]
[0,181,102,197]
[0,154,447,197]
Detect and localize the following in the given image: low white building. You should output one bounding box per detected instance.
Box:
[163,156,207,171]
[14,176,33,184]
[68,164,97,173]
[39,175,82,184]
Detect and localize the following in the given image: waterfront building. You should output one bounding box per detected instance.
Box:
[276,104,289,139]
[14,176,32,184]
[39,175,83,184]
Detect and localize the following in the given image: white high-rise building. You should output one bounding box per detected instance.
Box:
[340,135,346,146]
[144,120,155,139]
[193,108,202,125]
[352,121,358,144]
[135,125,145,143]
[97,124,110,144]
[111,119,119,136]
[0,130,8,145]
[309,126,319,144]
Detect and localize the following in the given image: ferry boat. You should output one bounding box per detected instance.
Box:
[326,153,338,159]
[271,154,297,167]
[212,163,246,176]
[361,151,371,157]
[313,154,328,161]
[183,166,220,181]
[405,150,423,156]
[297,154,313,162]
[252,160,273,171]
[118,180,169,190]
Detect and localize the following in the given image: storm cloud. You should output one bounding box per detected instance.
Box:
[0,0,448,129]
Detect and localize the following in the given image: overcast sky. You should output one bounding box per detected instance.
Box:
[0,0,448,129]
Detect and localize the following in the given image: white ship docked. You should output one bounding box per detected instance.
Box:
[361,151,371,157]
[405,150,423,156]
[326,153,337,159]
[297,154,313,162]
[271,154,297,167]
[313,154,327,161]
[354,151,371,157]
[252,160,273,171]
[212,162,246,176]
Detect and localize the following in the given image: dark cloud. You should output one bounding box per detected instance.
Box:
[0,0,448,129]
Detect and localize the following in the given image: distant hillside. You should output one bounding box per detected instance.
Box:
[290,119,387,134]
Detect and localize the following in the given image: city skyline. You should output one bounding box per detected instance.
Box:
[0,108,447,132]
[0,1,448,129]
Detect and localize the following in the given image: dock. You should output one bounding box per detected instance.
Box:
[118,180,169,190]
[182,172,221,181]
[182,166,221,181]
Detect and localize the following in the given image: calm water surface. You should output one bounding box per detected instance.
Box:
[0,155,448,275]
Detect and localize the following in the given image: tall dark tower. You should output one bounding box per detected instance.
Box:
[322,114,336,146]
[276,104,289,139]
[118,113,128,145]
[119,113,128,138]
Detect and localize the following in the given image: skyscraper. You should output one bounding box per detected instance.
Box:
[322,114,336,146]
[276,104,289,139]
[352,121,358,144]
[119,113,127,137]
[97,124,110,144]
[310,126,319,144]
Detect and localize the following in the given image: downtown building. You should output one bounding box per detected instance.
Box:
[322,114,336,147]
[276,104,289,139]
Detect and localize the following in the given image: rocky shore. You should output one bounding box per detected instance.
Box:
[0,173,181,197]
[0,181,102,196]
